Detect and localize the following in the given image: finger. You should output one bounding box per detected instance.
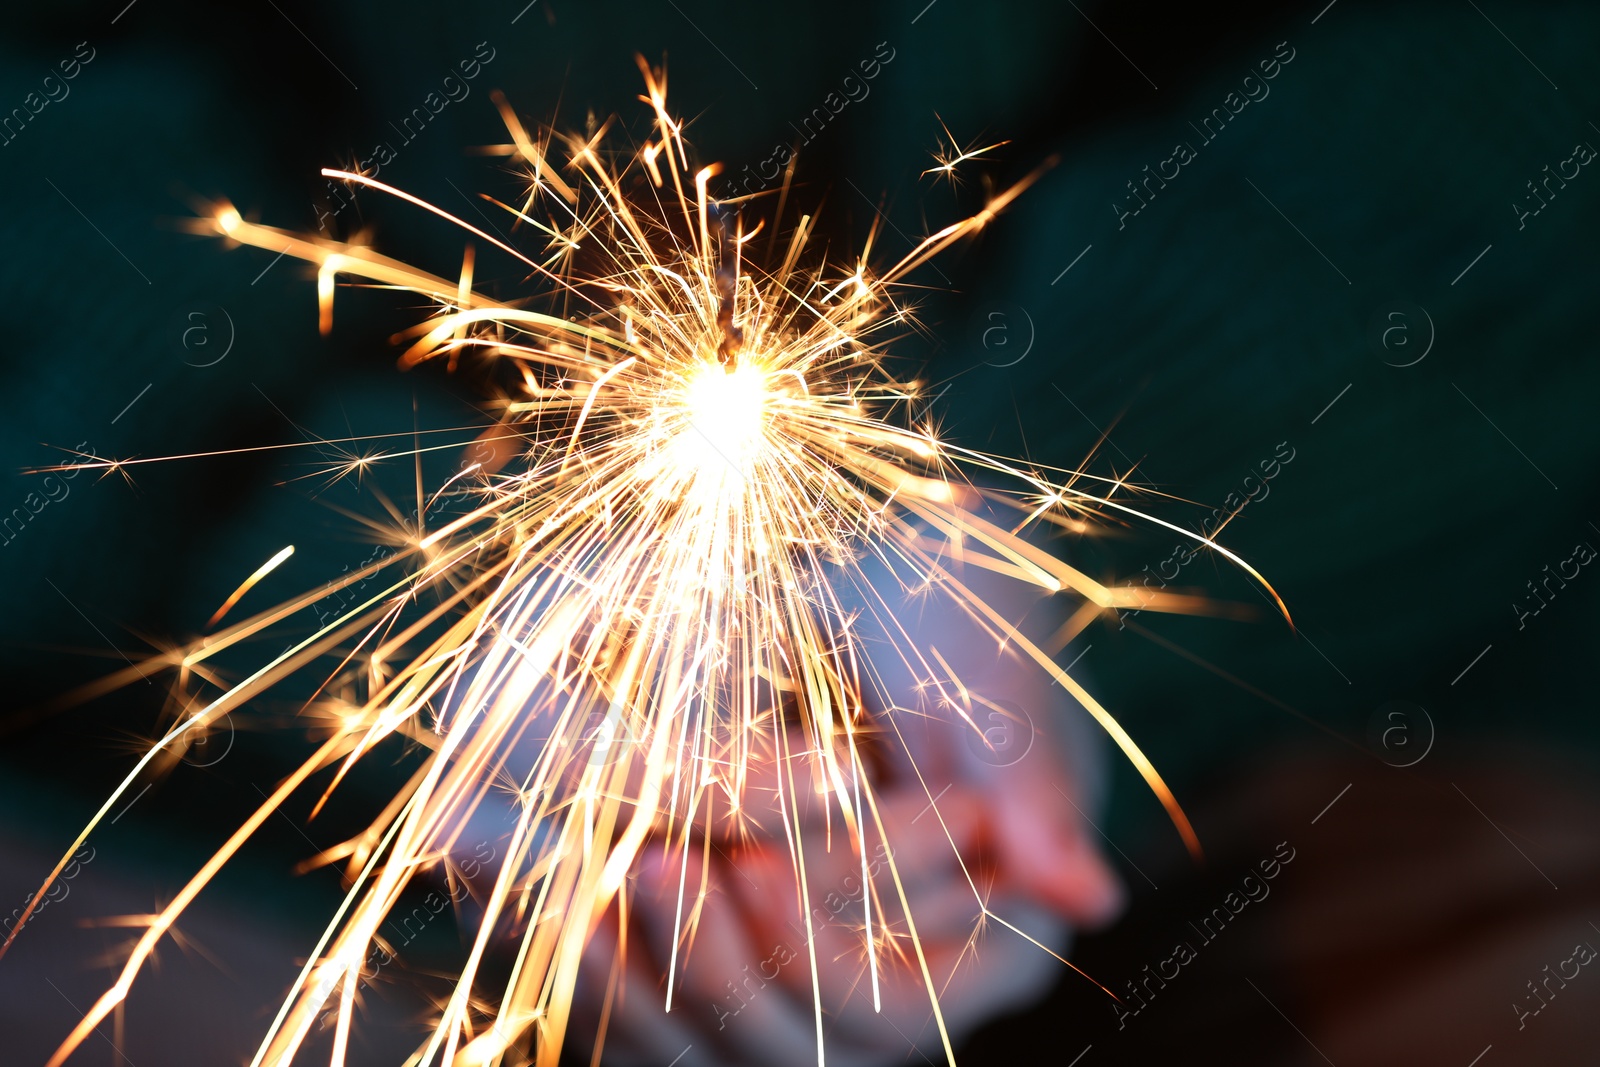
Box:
[985,757,1125,928]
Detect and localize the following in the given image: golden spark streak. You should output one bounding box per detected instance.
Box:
[207,544,296,628]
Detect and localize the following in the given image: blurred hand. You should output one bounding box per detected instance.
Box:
[567,576,1124,1067]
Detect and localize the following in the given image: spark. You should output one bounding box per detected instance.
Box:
[24,59,1286,1067]
[921,114,1011,188]
[207,545,296,629]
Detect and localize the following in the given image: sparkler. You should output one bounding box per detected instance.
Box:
[18,58,1285,1067]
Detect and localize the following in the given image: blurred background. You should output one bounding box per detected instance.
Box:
[1,0,1597,1063]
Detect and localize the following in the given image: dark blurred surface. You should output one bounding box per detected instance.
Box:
[1,1,1596,1063]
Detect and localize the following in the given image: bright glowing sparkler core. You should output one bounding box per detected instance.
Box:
[675,362,771,481]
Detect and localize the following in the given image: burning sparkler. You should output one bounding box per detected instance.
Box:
[17,58,1285,1067]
